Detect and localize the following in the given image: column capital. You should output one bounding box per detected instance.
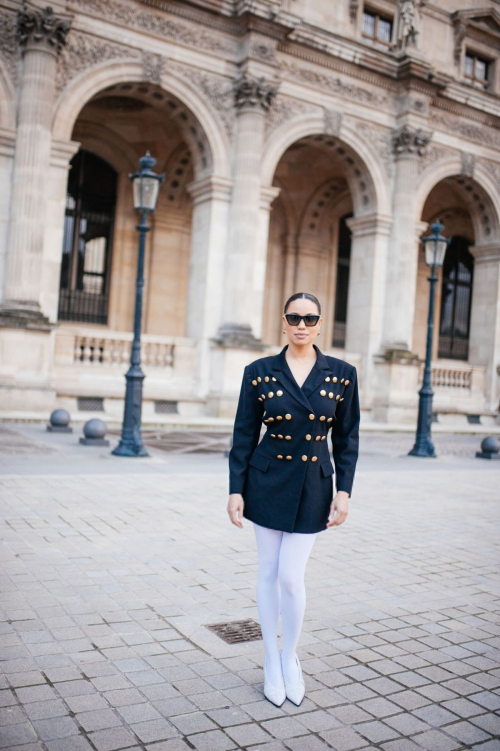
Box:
[346,213,393,237]
[50,138,80,169]
[186,175,232,205]
[392,124,432,158]
[234,73,279,113]
[469,244,500,263]
[260,185,280,211]
[17,4,72,58]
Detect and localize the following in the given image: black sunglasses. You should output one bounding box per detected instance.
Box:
[284,313,320,327]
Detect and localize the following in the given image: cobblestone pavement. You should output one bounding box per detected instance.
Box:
[0,424,499,751]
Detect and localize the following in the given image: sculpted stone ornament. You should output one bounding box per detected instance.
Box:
[461,151,476,178]
[234,74,278,113]
[392,124,432,157]
[17,4,72,56]
[396,0,420,52]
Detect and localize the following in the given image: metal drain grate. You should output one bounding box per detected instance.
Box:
[205,619,262,644]
[77,397,104,412]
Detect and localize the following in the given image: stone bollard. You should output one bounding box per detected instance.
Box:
[47,409,72,433]
[476,436,500,460]
[79,419,110,447]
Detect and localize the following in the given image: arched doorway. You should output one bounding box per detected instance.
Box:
[438,236,474,361]
[262,133,375,350]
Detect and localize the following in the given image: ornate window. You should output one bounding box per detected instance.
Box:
[438,236,474,361]
[58,150,117,325]
[464,51,490,88]
[362,8,393,47]
[332,215,352,348]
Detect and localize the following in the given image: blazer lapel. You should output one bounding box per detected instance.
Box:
[270,344,329,412]
[301,345,331,399]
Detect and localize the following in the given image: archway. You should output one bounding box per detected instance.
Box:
[262,132,378,350]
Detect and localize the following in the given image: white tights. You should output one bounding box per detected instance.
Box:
[253,522,317,686]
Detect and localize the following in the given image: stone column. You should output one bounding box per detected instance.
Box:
[344,213,392,408]
[0,5,72,324]
[468,244,500,412]
[185,175,232,398]
[216,74,277,345]
[381,124,432,354]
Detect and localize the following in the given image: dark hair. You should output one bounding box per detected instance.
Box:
[284,292,321,315]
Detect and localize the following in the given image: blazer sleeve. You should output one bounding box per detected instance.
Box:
[330,365,360,497]
[228,365,264,495]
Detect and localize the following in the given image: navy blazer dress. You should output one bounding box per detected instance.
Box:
[228,343,360,533]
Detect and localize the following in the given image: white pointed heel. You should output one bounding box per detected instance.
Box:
[263,655,286,707]
[281,653,305,706]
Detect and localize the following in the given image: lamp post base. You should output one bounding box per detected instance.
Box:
[112,442,149,457]
[408,440,436,458]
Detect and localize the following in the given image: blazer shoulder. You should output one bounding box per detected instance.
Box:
[325,354,357,375]
[246,353,276,373]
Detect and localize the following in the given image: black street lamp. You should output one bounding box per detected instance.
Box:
[112,152,164,457]
[409,219,450,458]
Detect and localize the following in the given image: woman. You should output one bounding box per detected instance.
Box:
[227,292,360,707]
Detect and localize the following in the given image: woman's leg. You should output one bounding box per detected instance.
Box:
[278,531,318,682]
[253,522,283,686]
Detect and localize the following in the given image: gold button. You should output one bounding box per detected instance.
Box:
[309,414,315,420]
[265,376,270,382]
[261,394,266,399]
[340,397,344,402]
[311,456,318,462]
[320,390,326,396]
[252,380,257,386]
[285,435,291,440]
[305,434,311,441]
[319,416,326,421]
[321,436,326,440]
[329,392,334,399]
[277,454,283,459]
[271,434,276,438]
[277,416,283,421]
[345,380,350,386]
[286,455,292,460]
[277,390,283,396]
[278,434,283,439]
[336,395,340,401]
[268,392,274,398]
[257,376,262,382]
[268,417,275,422]
[325,376,330,382]
[285,414,292,420]
[333,377,337,383]
[327,417,333,422]
[302,455,307,461]
[341,378,345,383]
[315,436,321,441]
[258,397,263,402]
[272,376,277,381]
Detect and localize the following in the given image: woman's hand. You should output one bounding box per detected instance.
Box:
[227,494,245,528]
[327,491,349,527]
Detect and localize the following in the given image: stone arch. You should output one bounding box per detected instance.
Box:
[52,59,231,179]
[298,177,351,243]
[261,111,390,216]
[0,58,15,130]
[415,156,500,245]
[162,143,194,212]
[71,121,138,173]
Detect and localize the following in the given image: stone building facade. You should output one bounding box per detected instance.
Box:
[0,0,500,426]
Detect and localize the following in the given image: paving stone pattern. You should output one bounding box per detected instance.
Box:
[0,430,499,750]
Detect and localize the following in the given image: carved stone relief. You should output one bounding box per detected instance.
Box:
[169,62,234,138]
[480,159,500,192]
[431,111,500,151]
[417,144,455,175]
[461,151,477,178]
[17,5,72,55]
[56,33,140,93]
[392,124,432,156]
[250,41,275,62]
[70,0,235,56]
[324,109,342,137]
[142,51,166,86]
[0,11,18,85]
[395,0,421,52]
[349,0,359,23]
[265,96,320,139]
[234,74,278,113]
[354,121,393,178]
[280,60,389,107]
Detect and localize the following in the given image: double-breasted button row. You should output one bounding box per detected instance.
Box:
[277,455,292,460]
[252,376,278,386]
[301,455,318,462]
[270,434,292,440]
